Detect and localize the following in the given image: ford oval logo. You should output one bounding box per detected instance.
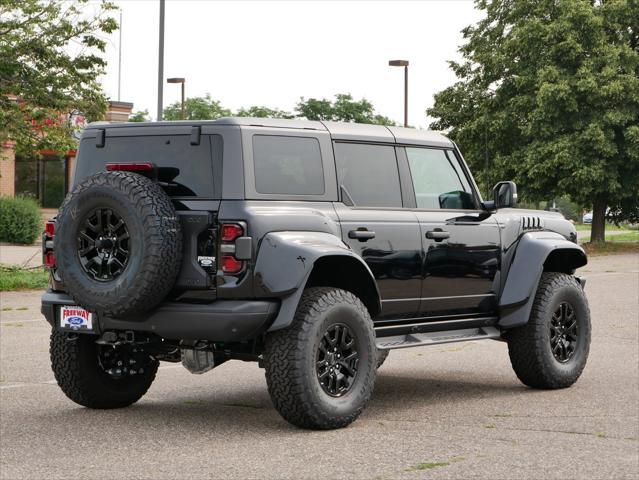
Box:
[67,316,84,325]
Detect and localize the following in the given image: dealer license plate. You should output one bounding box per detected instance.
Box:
[59,306,93,331]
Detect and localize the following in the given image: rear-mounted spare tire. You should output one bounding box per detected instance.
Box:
[55,171,182,317]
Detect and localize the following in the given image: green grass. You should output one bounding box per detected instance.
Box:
[575,223,629,231]
[580,232,639,243]
[0,265,49,291]
[408,462,450,471]
[582,241,639,256]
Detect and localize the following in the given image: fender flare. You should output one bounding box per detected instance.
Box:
[498,231,587,329]
[253,231,380,331]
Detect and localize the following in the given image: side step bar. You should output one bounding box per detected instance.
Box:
[376,326,501,350]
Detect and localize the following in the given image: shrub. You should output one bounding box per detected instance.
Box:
[0,196,42,244]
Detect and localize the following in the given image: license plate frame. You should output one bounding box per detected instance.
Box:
[59,305,93,331]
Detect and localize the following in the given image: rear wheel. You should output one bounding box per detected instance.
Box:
[506,273,591,389]
[264,287,376,429]
[50,330,158,409]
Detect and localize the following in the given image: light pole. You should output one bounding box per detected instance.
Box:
[389,59,409,127]
[157,0,165,121]
[167,78,186,119]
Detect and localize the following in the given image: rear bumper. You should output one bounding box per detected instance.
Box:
[41,290,279,342]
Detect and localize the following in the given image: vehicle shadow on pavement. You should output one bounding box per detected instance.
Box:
[34,371,530,433]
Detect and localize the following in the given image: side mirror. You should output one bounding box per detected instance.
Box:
[493,181,517,209]
[482,181,518,212]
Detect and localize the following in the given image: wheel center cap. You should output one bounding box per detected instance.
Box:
[96,237,116,250]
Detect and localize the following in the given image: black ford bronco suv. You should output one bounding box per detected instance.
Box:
[41,118,590,429]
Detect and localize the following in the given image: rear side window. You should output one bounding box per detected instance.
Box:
[252,135,324,195]
[334,142,402,208]
[74,134,222,198]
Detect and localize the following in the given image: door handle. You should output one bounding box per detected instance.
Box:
[348,229,376,242]
[426,229,450,242]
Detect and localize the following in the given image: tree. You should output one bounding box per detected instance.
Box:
[236,105,293,119]
[163,94,231,120]
[428,0,639,242]
[296,93,395,125]
[607,197,639,225]
[0,0,117,158]
[128,110,150,122]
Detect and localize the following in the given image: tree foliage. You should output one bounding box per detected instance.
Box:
[128,109,150,122]
[163,93,395,126]
[163,94,231,120]
[296,93,395,125]
[0,0,117,157]
[235,105,294,119]
[428,0,639,241]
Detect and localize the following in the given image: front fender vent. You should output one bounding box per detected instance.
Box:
[521,216,544,231]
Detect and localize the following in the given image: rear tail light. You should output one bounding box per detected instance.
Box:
[44,251,56,268]
[44,221,55,237]
[219,222,246,274]
[221,223,244,242]
[220,255,243,274]
[43,220,56,269]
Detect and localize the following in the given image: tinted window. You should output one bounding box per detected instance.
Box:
[406,147,474,210]
[74,134,222,197]
[253,135,324,195]
[334,143,402,208]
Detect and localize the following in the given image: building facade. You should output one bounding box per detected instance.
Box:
[0,101,133,208]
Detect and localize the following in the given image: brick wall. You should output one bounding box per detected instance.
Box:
[105,101,133,123]
[1,141,16,197]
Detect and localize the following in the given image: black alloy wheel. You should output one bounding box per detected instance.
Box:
[78,208,130,281]
[50,329,159,409]
[550,301,578,363]
[97,343,154,379]
[506,272,591,389]
[316,323,359,397]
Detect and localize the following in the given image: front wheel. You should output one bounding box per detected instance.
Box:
[50,330,158,408]
[506,273,591,389]
[264,287,377,429]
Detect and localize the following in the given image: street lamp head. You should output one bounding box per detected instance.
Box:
[167,77,185,84]
[388,60,409,67]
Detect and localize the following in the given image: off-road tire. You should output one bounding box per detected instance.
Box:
[506,272,590,389]
[264,287,376,429]
[376,349,389,369]
[55,171,182,317]
[50,330,158,408]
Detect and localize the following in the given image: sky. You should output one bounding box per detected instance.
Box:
[99,0,483,128]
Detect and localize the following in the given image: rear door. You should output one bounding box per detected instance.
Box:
[400,146,501,318]
[332,142,422,319]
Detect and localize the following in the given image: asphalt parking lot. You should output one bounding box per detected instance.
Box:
[1,253,637,479]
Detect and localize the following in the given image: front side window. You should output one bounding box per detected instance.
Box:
[406,147,474,210]
[253,135,324,195]
[334,143,402,208]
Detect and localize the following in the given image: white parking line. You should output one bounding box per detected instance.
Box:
[0,319,46,325]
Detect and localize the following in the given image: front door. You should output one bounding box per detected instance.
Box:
[332,142,422,319]
[401,146,501,318]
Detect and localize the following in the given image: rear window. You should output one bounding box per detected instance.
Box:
[74,134,222,198]
[252,135,324,195]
